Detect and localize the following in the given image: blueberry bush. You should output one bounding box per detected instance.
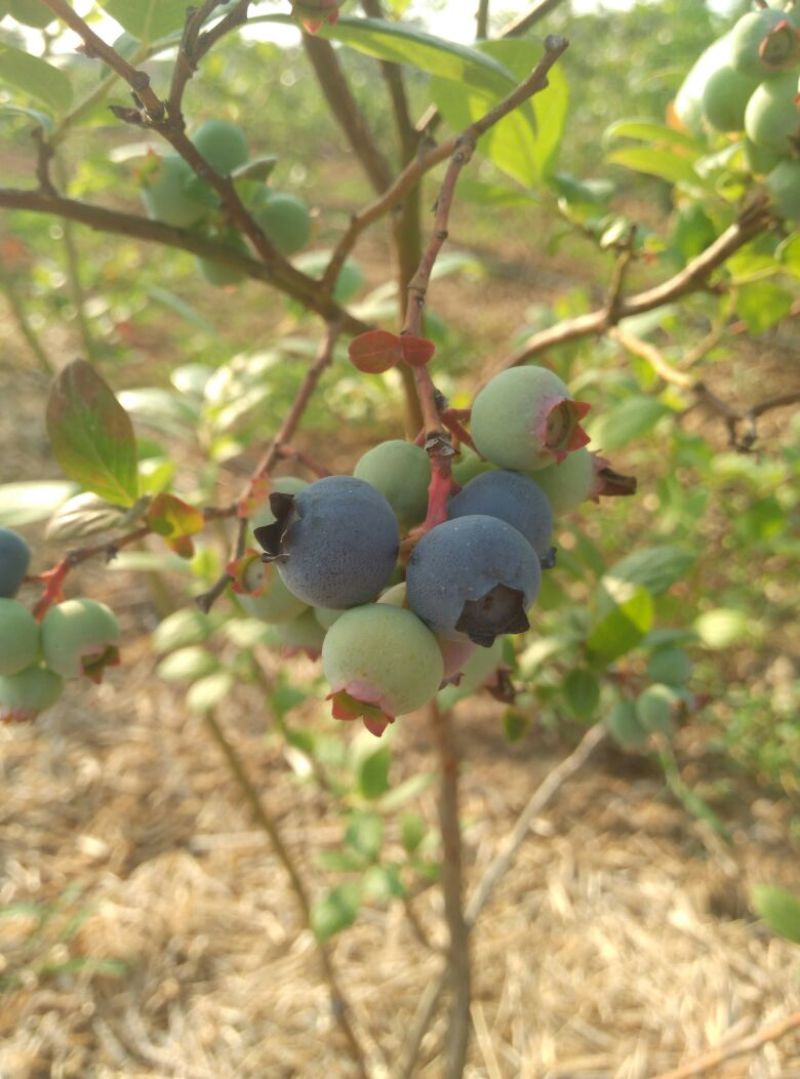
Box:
[1,0,799,1073]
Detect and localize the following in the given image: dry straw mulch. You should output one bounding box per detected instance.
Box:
[1,648,799,1079]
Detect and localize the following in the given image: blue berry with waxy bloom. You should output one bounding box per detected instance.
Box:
[448,468,554,567]
[405,515,541,647]
[0,527,31,598]
[254,476,400,610]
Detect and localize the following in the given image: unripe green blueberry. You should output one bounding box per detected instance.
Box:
[235,554,309,623]
[672,34,734,134]
[8,0,56,27]
[0,527,31,598]
[701,65,760,132]
[0,599,40,676]
[532,447,595,514]
[376,581,474,683]
[191,119,249,175]
[196,231,248,286]
[253,192,311,256]
[744,137,784,176]
[322,604,444,736]
[140,154,211,228]
[0,666,64,723]
[272,608,327,658]
[451,450,495,486]
[766,158,800,220]
[41,598,120,681]
[470,366,590,471]
[353,440,431,527]
[744,73,800,153]
[730,9,800,78]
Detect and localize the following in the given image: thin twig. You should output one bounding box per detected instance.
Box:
[202,709,369,1078]
[0,189,367,333]
[195,320,343,612]
[611,326,800,451]
[497,200,773,371]
[466,722,607,925]
[430,701,471,1079]
[652,1009,800,1079]
[499,0,569,36]
[322,35,569,302]
[475,0,490,39]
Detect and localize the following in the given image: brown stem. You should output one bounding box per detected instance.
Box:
[0,189,368,334]
[302,33,393,194]
[475,0,490,38]
[202,708,368,1078]
[397,721,606,1077]
[611,327,800,451]
[167,1,252,118]
[40,0,165,119]
[499,0,569,36]
[652,1010,800,1079]
[497,201,773,372]
[430,701,471,1079]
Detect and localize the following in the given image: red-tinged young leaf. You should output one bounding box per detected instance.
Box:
[168,535,196,559]
[146,493,205,540]
[400,334,436,367]
[46,361,139,508]
[348,329,403,373]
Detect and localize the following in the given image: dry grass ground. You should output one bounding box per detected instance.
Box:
[1,649,799,1078]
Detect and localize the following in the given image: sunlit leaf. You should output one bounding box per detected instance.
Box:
[0,44,73,112]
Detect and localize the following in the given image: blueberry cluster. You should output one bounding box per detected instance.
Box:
[240,364,627,737]
[0,529,120,723]
[674,5,800,220]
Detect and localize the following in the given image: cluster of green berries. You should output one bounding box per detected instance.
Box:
[139,120,312,283]
[674,2,800,220]
[228,366,633,737]
[0,529,120,723]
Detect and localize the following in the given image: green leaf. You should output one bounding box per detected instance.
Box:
[117,387,199,435]
[646,648,692,686]
[563,668,600,720]
[734,282,794,335]
[314,15,515,93]
[147,287,216,336]
[358,746,391,801]
[606,699,648,748]
[0,481,76,526]
[46,361,139,507]
[430,39,567,186]
[379,772,434,811]
[362,864,405,903]
[97,0,192,42]
[345,812,383,862]
[186,671,234,713]
[400,813,426,854]
[0,44,73,112]
[603,119,703,153]
[635,684,676,735]
[589,395,669,449]
[480,39,568,180]
[157,646,219,683]
[502,709,529,742]
[694,608,748,649]
[607,146,704,188]
[152,608,216,653]
[44,492,127,543]
[751,885,800,944]
[586,583,653,662]
[602,546,694,600]
[311,884,360,941]
[0,102,53,130]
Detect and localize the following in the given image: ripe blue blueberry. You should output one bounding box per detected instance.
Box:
[405,515,541,647]
[0,528,31,598]
[448,469,554,567]
[254,476,399,609]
